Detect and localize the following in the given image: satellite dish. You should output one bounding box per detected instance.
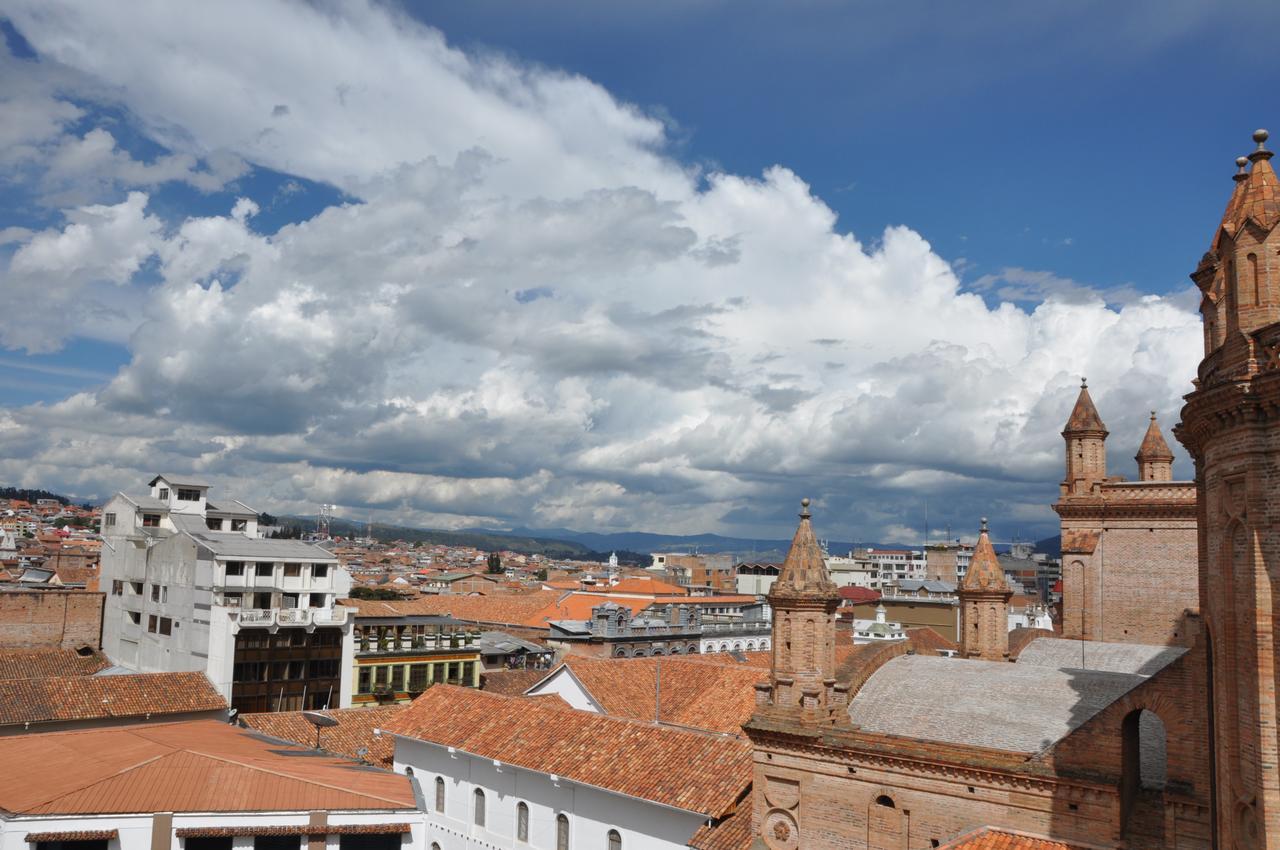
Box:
[303,711,340,728]
[302,710,339,749]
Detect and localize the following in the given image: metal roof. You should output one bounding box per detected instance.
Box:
[148,473,211,488]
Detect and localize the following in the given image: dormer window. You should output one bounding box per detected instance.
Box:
[158,488,170,500]
[141,513,161,527]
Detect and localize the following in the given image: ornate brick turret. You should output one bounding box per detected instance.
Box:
[958,518,1012,661]
[1135,411,1174,482]
[1177,128,1280,850]
[1061,379,1108,497]
[761,498,842,723]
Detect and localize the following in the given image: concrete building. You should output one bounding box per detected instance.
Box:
[98,474,355,713]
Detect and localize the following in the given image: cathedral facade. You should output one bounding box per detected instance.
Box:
[745,129,1280,850]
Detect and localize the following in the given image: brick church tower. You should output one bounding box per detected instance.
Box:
[1177,128,1280,849]
[1136,412,1175,482]
[1062,379,1109,497]
[958,518,1012,661]
[758,498,843,722]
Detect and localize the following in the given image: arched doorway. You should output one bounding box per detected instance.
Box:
[1121,708,1167,841]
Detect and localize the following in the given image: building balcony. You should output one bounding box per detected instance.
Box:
[313,607,349,626]
[277,608,311,625]
[702,620,771,634]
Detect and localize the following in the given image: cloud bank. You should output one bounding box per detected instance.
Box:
[0,0,1204,540]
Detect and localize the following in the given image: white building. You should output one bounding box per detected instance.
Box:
[824,555,881,590]
[98,474,355,713]
[850,604,907,644]
[383,685,751,850]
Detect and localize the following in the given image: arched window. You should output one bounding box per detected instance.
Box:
[607,829,622,850]
[875,794,895,808]
[517,802,529,842]
[1121,708,1167,836]
[474,788,486,827]
[557,813,570,850]
[435,777,445,813]
[1248,253,1261,305]
[431,844,441,850]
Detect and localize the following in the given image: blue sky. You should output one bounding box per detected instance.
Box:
[0,0,1269,541]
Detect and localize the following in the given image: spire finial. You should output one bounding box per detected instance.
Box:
[1151,409,1157,421]
[1250,129,1272,162]
[1081,377,1087,388]
[980,516,989,534]
[799,497,811,519]
[1236,155,1250,182]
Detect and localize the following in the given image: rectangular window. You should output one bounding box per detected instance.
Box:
[231,518,247,531]
[225,561,245,576]
[158,488,170,500]
[151,584,160,602]
[186,836,233,850]
[312,563,329,578]
[461,661,474,685]
[390,665,405,691]
[309,658,339,678]
[253,836,300,850]
[129,581,143,595]
[104,512,116,527]
[358,666,372,694]
[206,517,224,531]
[176,488,202,501]
[159,617,172,636]
[127,610,141,625]
[142,513,161,527]
[148,614,158,633]
[223,592,242,607]
[283,563,301,577]
[409,664,429,692]
[111,580,123,596]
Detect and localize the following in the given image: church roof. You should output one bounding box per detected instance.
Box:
[959,520,1008,595]
[1136,412,1174,462]
[847,638,1185,754]
[768,499,837,600]
[1062,380,1107,435]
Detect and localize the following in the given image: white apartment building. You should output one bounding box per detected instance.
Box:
[824,555,881,590]
[99,474,355,713]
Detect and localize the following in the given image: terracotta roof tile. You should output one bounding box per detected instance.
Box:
[0,647,109,680]
[1060,530,1100,555]
[688,803,753,850]
[604,577,688,595]
[0,720,414,815]
[1062,382,1107,434]
[239,705,404,767]
[938,827,1099,850]
[25,831,119,843]
[1135,412,1174,462]
[479,668,549,696]
[959,523,1009,594]
[550,655,768,735]
[768,500,838,600]
[384,686,751,817]
[1224,147,1280,237]
[0,671,225,726]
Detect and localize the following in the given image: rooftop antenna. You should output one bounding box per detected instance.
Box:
[317,504,333,539]
[303,710,339,749]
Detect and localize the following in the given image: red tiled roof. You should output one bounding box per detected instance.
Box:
[549,655,768,735]
[604,577,688,596]
[0,671,225,726]
[938,827,1098,850]
[688,803,753,850]
[26,831,119,843]
[239,705,404,767]
[0,720,415,815]
[384,686,751,817]
[0,647,109,680]
[839,586,881,604]
[1008,628,1056,660]
[175,825,411,838]
[479,668,550,696]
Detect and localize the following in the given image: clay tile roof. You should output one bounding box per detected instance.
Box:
[0,671,226,727]
[959,524,1009,595]
[1008,628,1057,660]
[340,590,565,628]
[768,500,838,600]
[479,668,549,696]
[239,705,404,767]
[1060,530,1100,555]
[688,803,753,850]
[905,626,959,655]
[551,655,769,735]
[0,647,109,680]
[1135,412,1174,462]
[1062,382,1107,434]
[938,827,1098,850]
[0,720,415,815]
[606,577,688,595]
[839,586,881,604]
[384,685,751,817]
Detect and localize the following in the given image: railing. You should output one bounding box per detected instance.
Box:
[313,607,350,626]
[237,608,274,625]
[277,608,311,625]
[356,631,478,654]
[701,621,771,633]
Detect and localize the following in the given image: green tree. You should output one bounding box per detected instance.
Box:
[349,586,404,601]
[486,552,503,574]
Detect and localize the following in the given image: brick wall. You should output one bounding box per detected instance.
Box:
[0,590,104,648]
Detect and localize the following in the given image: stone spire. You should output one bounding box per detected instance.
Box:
[1061,379,1109,497]
[958,518,1012,661]
[1135,411,1174,482]
[1222,130,1280,238]
[769,498,838,599]
[760,499,842,721]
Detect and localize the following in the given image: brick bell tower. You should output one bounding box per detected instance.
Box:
[958,518,1012,661]
[1061,378,1109,497]
[1136,411,1175,482]
[1176,128,1280,850]
[760,498,842,722]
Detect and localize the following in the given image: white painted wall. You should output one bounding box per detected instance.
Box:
[522,668,601,712]
[393,737,707,850]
